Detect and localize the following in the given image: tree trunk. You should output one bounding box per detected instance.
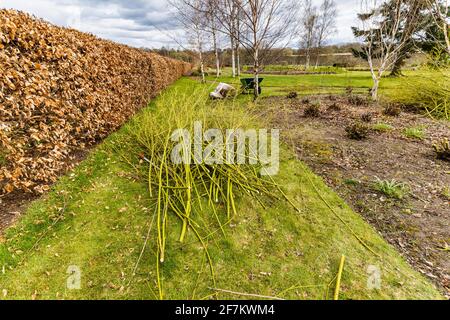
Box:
[199,54,206,83]
[253,48,260,100]
[315,45,321,69]
[389,57,404,77]
[389,45,410,77]
[236,15,241,77]
[196,28,205,84]
[444,21,450,56]
[367,56,379,101]
[305,48,311,70]
[216,52,221,78]
[231,36,236,78]
[212,29,220,77]
[236,45,241,77]
[371,77,379,101]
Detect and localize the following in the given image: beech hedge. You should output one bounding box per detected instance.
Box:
[0,10,191,194]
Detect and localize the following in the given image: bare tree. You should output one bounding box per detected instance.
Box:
[356,0,421,101]
[176,0,242,77]
[233,0,300,98]
[218,0,240,77]
[229,0,238,77]
[170,0,209,82]
[205,0,222,77]
[426,0,450,54]
[216,0,243,77]
[314,0,337,68]
[300,0,318,69]
[177,0,300,96]
[191,10,207,83]
[235,1,243,76]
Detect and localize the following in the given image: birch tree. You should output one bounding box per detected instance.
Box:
[314,0,337,68]
[170,0,208,82]
[205,0,222,77]
[232,0,300,98]
[217,0,240,77]
[301,0,318,69]
[235,1,243,76]
[354,0,421,100]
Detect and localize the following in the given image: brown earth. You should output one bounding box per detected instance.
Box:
[259,95,450,297]
[0,147,90,231]
[0,191,36,231]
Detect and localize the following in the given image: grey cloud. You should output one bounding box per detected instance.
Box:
[68,0,179,30]
[1,0,360,48]
[1,0,183,48]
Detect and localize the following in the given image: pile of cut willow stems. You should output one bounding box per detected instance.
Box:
[119,88,298,299]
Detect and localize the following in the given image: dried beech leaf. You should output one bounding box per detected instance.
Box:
[0,9,191,194]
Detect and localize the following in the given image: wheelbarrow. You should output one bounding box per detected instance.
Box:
[240,78,264,95]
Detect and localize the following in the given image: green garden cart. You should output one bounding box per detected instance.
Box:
[240,78,264,95]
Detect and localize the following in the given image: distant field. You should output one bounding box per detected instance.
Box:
[242,65,346,74]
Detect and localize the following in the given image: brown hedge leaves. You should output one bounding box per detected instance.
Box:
[0,10,191,194]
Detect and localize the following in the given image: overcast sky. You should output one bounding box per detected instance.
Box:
[0,0,361,49]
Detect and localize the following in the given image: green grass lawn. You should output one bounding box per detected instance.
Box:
[206,68,430,100]
[0,77,443,300]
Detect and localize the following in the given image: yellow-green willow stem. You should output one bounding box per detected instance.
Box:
[334,255,346,300]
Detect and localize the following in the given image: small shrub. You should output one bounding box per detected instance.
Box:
[304,103,321,118]
[328,102,341,112]
[345,122,369,140]
[287,92,298,99]
[441,186,450,200]
[348,95,369,106]
[373,178,409,200]
[301,97,310,104]
[345,86,354,95]
[361,112,374,123]
[383,104,402,117]
[433,138,450,161]
[373,123,394,132]
[403,127,425,140]
[344,179,360,186]
[328,95,338,101]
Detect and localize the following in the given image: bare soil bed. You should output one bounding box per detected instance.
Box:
[0,192,36,231]
[260,95,450,297]
[0,148,90,231]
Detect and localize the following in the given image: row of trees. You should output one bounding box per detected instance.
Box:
[170,0,448,101]
[300,0,337,69]
[170,0,339,98]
